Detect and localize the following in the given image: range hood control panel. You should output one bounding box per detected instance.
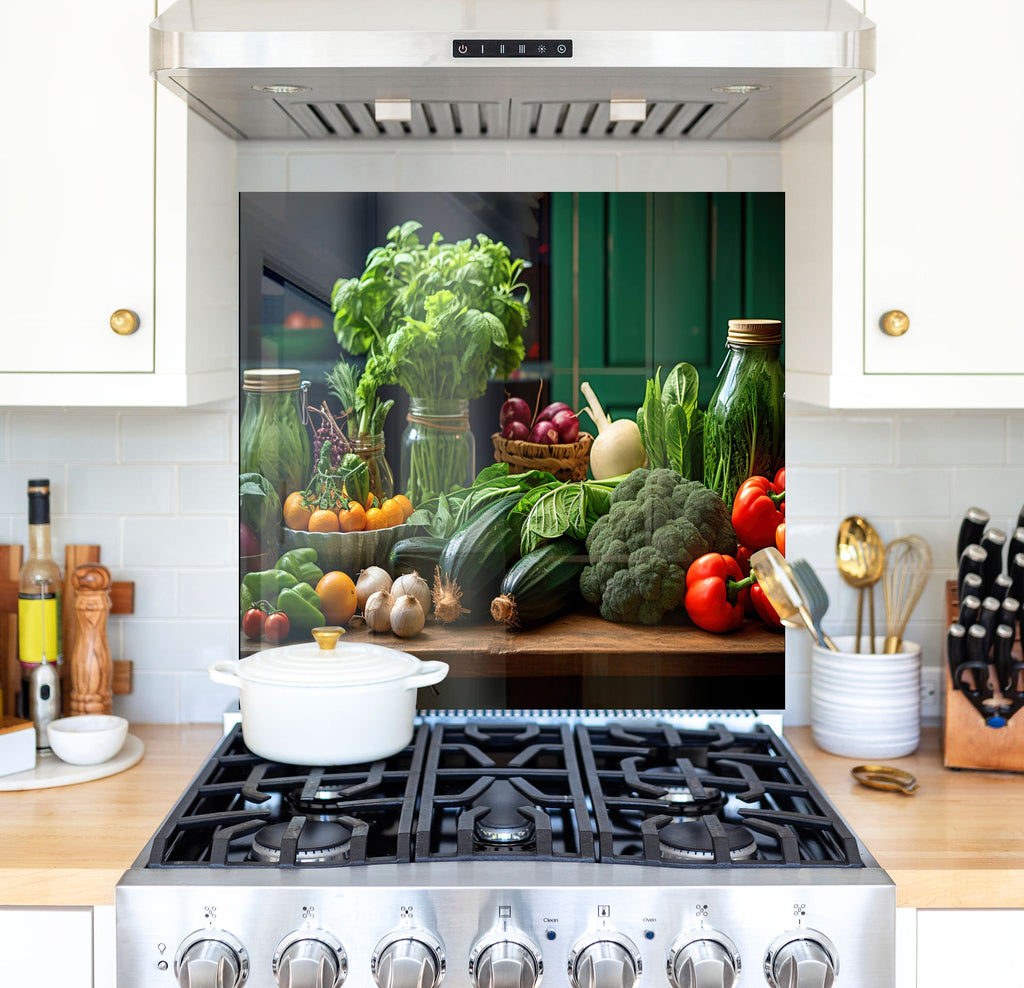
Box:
[452,39,573,58]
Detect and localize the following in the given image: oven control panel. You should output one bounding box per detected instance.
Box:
[116,877,892,987]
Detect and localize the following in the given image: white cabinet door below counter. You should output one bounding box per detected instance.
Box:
[0,906,93,988]
[1,0,154,374]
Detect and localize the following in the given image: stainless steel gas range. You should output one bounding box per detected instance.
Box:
[116,715,894,987]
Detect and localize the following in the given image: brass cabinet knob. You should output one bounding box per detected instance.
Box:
[109,309,140,336]
[880,310,910,337]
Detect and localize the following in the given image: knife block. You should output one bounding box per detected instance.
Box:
[943,581,1024,772]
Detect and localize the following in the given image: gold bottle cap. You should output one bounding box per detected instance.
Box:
[243,368,303,393]
[726,318,783,347]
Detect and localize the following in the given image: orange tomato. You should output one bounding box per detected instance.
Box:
[379,498,405,529]
[364,506,388,531]
[338,501,366,532]
[308,508,340,533]
[315,571,358,625]
[392,494,414,521]
[283,491,312,531]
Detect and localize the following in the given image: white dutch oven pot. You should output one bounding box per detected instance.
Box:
[209,630,448,765]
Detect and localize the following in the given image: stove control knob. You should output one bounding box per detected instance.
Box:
[470,935,543,988]
[764,931,838,988]
[273,931,347,988]
[372,931,445,988]
[668,931,740,988]
[174,930,249,988]
[568,933,641,988]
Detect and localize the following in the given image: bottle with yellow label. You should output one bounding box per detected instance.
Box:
[18,479,62,718]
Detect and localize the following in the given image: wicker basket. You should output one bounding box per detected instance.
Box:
[491,431,594,482]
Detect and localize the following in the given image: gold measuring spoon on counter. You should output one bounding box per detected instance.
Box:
[836,516,886,653]
[851,765,919,795]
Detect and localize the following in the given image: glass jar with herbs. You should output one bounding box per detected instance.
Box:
[240,368,312,506]
[703,319,785,509]
[400,398,475,504]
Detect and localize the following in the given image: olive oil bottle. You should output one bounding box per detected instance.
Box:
[18,479,62,726]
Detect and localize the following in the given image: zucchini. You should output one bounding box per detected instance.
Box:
[433,492,523,623]
[491,538,585,627]
[388,536,447,576]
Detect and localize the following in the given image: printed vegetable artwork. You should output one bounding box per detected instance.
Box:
[509,478,619,554]
[636,362,704,480]
[579,381,647,480]
[239,473,282,539]
[683,553,755,633]
[731,474,786,551]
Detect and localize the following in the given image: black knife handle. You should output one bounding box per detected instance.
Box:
[958,545,989,599]
[955,660,993,700]
[995,624,1016,695]
[1009,527,1024,568]
[980,529,1008,588]
[960,572,984,604]
[947,623,967,685]
[967,621,991,665]
[958,594,982,628]
[1011,553,1024,604]
[990,573,1014,603]
[998,596,1020,631]
[977,596,1002,650]
[957,506,990,559]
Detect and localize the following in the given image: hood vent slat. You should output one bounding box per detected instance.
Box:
[281,97,751,141]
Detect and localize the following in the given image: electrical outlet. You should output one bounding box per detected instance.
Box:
[920,667,941,720]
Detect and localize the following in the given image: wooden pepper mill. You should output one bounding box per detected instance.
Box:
[69,564,113,715]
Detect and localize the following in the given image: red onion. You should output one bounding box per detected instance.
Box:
[552,409,580,443]
[499,397,532,430]
[502,420,530,440]
[538,401,571,422]
[528,419,559,445]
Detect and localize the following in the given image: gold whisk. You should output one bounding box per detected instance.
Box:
[882,535,932,654]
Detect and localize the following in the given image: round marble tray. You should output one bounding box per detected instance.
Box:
[0,734,144,791]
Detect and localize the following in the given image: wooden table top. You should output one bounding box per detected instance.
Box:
[0,724,1019,909]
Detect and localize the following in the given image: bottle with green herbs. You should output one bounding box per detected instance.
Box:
[400,398,475,504]
[703,319,785,509]
[240,369,312,506]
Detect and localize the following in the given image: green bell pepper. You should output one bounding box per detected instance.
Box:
[276,548,323,587]
[277,583,325,636]
[239,581,254,617]
[241,568,298,603]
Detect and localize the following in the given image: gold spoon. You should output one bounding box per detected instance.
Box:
[836,516,886,653]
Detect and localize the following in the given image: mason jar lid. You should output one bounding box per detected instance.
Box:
[243,368,303,393]
[726,319,783,347]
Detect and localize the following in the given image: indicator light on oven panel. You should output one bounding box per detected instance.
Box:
[546,930,557,941]
[557,43,567,53]
[457,44,468,54]
[597,905,611,918]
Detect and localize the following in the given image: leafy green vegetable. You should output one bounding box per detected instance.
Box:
[636,362,704,480]
[325,360,394,441]
[239,473,282,536]
[510,479,619,554]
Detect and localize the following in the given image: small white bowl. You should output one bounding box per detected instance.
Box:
[47,715,128,765]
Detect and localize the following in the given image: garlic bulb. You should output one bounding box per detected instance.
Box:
[390,594,425,638]
[363,589,395,633]
[391,571,431,617]
[356,566,392,611]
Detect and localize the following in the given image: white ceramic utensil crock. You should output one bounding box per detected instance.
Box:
[209,637,448,765]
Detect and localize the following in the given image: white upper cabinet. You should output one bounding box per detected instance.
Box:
[784,0,1024,408]
[0,1,236,407]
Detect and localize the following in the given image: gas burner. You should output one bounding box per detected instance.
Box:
[656,785,727,818]
[658,822,757,863]
[285,784,353,819]
[250,820,352,864]
[472,780,536,845]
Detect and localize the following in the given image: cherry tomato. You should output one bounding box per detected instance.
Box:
[283,311,308,329]
[775,520,786,555]
[242,607,266,641]
[264,610,290,643]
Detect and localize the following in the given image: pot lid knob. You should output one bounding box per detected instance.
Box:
[311,626,345,650]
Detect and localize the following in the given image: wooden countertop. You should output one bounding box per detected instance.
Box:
[785,726,1024,909]
[0,724,1020,909]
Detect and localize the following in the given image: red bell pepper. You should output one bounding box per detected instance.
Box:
[684,553,754,633]
[731,475,786,551]
[750,582,784,629]
[773,466,786,491]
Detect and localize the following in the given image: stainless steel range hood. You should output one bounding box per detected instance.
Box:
[151,0,874,142]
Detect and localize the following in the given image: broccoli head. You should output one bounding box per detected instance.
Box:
[579,467,737,624]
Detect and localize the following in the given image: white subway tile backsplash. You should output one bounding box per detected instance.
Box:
[181,465,237,516]
[123,517,235,568]
[118,568,179,619]
[395,153,510,190]
[899,413,1006,465]
[786,414,893,466]
[950,468,1024,529]
[121,412,230,463]
[842,467,952,518]
[179,568,238,619]
[124,619,236,672]
[9,413,116,463]
[508,152,617,191]
[0,464,67,514]
[113,670,181,724]
[67,465,177,515]
[179,672,238,725]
